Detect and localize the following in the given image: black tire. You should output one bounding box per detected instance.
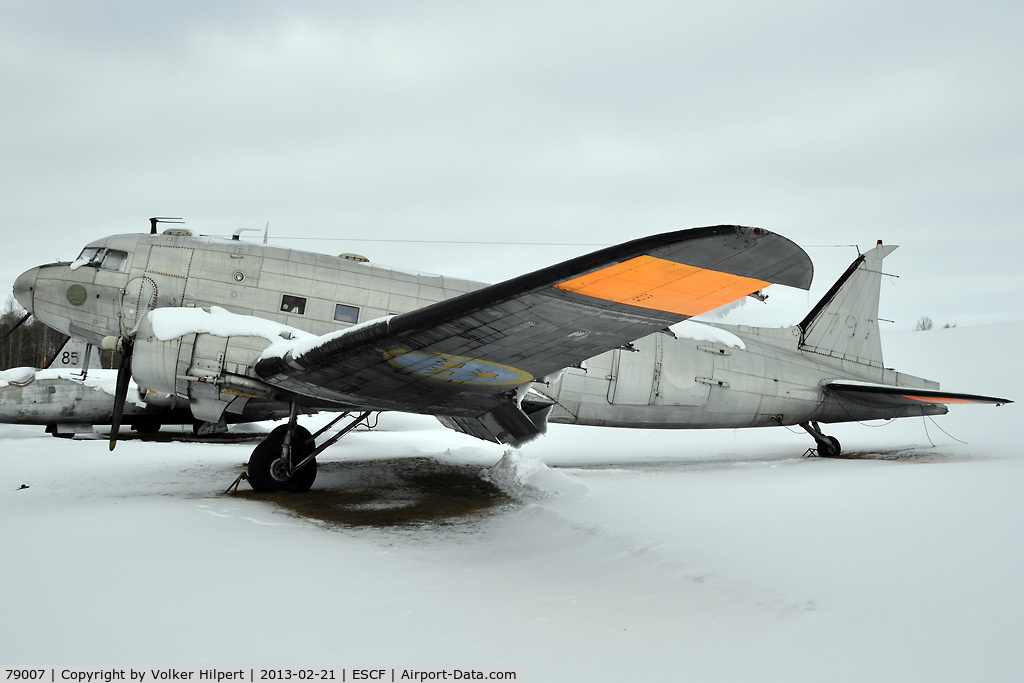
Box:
[247,431,318,493]
[818,436,842,457]
[132,422,161,434]
[268,424,317,492]
[269,424,314,446]
[285,444,318,493]
[247,435,288,492]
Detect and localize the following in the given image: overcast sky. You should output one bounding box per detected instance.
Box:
[2,1,1021,330]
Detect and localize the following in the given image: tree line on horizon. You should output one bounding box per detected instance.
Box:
[1,296,118,371]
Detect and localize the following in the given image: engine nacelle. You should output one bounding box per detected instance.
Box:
[132,310,278,423]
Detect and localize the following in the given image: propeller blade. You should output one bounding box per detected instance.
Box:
[109,340,133,451]
[2,312,32,343]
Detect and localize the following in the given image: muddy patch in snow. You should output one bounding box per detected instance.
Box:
[821,448,984,463]
[235,457,510,527]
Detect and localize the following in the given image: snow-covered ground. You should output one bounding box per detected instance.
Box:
[1,323,1021,681]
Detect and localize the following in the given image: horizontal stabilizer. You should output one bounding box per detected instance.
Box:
[827,380,1012,407]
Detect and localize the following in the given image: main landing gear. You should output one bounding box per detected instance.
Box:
[800,421,842,457]
[244,406,374,493]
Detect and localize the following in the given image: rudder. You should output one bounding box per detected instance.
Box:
[798,242,898,368]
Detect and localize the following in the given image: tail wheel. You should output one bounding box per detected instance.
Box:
[818,436,842,457]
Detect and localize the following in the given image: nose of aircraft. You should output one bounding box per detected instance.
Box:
[13,266,40,314]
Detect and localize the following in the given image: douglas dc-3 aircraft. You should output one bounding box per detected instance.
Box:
[12,222,1010,491]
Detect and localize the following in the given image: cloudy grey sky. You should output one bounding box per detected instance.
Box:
[2,1,1021,330]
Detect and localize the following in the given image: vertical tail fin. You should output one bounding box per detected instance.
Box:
[46,337,103,370]
[798,242,897,367]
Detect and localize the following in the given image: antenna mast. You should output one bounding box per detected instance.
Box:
[149,217,184,234]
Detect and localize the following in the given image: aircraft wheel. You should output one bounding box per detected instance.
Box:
[269,424,314,446]
[286,448,318,493]
[247,433,318,493]
[818,436,842,457]
[132,422,161,434]
[247,436,287,492]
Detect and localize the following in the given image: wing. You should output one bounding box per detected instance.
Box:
[256,225,813,442]
[827,380,1012,406]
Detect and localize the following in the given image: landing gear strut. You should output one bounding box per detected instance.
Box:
[800,421,842,457]
[244,407,374,493]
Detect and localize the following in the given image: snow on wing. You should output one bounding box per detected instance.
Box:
[255,225,814,417]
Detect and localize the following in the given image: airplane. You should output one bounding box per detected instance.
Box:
[0,337,299,438]
[11,221,1010,492]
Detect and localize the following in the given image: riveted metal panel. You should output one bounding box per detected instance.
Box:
[145,245,194,278]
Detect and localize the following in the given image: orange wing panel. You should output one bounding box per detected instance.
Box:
[553,254,771,316]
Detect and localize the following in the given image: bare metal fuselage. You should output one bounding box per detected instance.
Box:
[13,231,944,434]
[0,367,298,435]
[540,323,944,430]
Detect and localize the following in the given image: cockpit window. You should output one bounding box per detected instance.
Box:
[69,247,128,272]
[100,249,127,271]
[79,248,102,264]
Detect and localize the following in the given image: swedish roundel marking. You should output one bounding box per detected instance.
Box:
[386,350,533,386]
[66,285,87,306]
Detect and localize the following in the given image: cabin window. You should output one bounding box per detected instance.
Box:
[100,249,128,271]
[333,303,359,324]
[280,294,306,315]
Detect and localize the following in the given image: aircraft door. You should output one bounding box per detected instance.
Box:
[609,333,714,407]
[608,334,659,405]
[120,276,157,337]
[651,335,713,407]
